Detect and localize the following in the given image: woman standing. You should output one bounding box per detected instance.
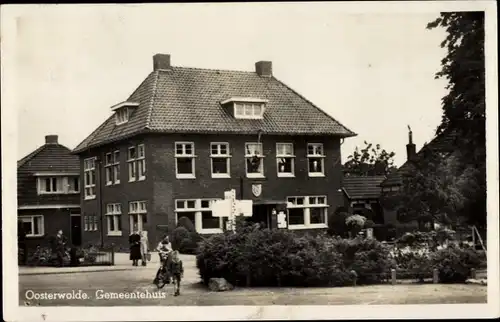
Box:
[129,226,141,266]
[139,230,149,267]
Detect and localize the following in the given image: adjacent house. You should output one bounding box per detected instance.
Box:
[341,175,386,224]
[17,135,81,250]
[72,53,356,249]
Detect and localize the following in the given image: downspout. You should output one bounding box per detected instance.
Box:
[96,154,104,248]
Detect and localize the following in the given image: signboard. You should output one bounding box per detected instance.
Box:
[237,200,253,217]
[277,211,287,228]
[211,199,232,217]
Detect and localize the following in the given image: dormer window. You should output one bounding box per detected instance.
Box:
[111,101,139,125]
[220,97,268,120]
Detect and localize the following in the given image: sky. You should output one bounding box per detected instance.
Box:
[13,3,449,167]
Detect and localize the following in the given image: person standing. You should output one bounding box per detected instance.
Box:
[139,230,149,267]
[129,226,141,266]
[54,230,67,267]
[167,250,184,296]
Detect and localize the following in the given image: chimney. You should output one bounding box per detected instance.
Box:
[255,61,272,77]
[153,54,171,71]
[406,125,416,161]
[45,135,58,145]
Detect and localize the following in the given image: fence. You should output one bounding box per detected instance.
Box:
[23,244,115,267]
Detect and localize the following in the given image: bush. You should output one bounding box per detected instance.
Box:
[196,229,391,287]
[328,210,349,238]
[431,245,482,283]
[177,216,196,232]
[171,217,202,254]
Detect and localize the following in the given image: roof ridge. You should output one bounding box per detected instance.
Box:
[272,77,357,137]
[145,71,160,129]
[170,66,257,75]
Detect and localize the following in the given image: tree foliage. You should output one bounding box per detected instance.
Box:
[343,141,397,176]
[426,12,486,229]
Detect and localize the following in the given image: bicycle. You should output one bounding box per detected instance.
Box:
[153,252,172,289]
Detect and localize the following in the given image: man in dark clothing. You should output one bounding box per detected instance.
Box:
[54,230,67,267]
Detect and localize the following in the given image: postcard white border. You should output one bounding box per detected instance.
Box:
[2,1,498,321]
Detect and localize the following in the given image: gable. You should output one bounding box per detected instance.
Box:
[18,144,80,173]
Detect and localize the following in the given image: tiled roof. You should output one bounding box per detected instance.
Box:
[73,66,356,153]
[342,175,387,200]
[380,130,458,187]
[17,143,80,173]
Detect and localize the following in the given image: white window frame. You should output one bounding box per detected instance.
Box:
[67,176,80,194]
[210,142,231,178]
[84,214,98,232]
[307,143,325,177]
[233,102,265,119]
[276,143,295,177]
[115,107,129,125]
[84,157,96,200]
[105,151,120,186]
[175,199,223,234]
[19,215,45,237]
[37,176,80,195]
[245,142,265,178]
[137,144,146,181]
[128,146,137,182]
[286,195,328,230]
[129,201,147,232]
[175,142,196,179]
[106,203,122,236]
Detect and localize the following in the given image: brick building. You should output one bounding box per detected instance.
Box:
[72,54,356,249]
[17,135,81,250]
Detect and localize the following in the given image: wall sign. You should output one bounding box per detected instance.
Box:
[251,184,262,197]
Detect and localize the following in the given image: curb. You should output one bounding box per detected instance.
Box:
[19,267,132,276]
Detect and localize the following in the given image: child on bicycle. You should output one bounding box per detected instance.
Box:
[154,235,173,284]
[167,250,184,296]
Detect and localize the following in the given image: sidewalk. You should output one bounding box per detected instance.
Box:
[19,252,196,276]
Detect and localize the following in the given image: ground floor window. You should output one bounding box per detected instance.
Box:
[129,201,147,232]
[19,215,44,237]
[84,214,99,232]
[286,196,328,229]
[175,198,223,234]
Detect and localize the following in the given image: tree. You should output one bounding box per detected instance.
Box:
[343,141,397,176]
[427,12,486,229]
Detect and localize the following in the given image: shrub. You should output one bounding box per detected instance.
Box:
[431,245,482,283]
[177,216,196,232]
[172,217,202,254]
[196,230,391,287]
[328,210,349,238]
[389,245,433,281]
[346,215,366,237]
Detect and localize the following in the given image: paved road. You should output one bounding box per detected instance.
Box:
[20,270,487,306]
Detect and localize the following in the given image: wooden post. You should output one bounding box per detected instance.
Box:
[391,269,397,285]
[111,243,115,266]
[350,270,357,287]
[433,269,439,284]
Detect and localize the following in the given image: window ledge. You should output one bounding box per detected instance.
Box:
[176,174,196,180]
[246,174,265,179]
[138,177,146,181]
[288,224,328,230]
[84,196,96,201]
[199,229,224,235]
[129,178,137,183]
[212,174,231,179]
[107,231,123,236]
[26,234,45,238]
[308,173,325,177]
[278,173,295,178]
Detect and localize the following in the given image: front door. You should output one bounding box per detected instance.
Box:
[70,215,82,246]
[249,205,271,228]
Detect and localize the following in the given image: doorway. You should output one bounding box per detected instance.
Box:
[70,214,82,246]
[248,204,271,228]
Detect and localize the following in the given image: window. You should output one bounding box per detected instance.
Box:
[115,107,129,125]
[36,176,80,194]
[84,215,98,232]
[210,143,230,178]
[137,144,146,180]
[128,147,137,182]
[84,158,96,199]
[307,143,325,176]
[286,196,328,229]
[105,151,120,185]
[233,102,265,119]
[129,201,147,232]
[175,142,196,179]
[276,143,295,177]
[68,177,80,193]
[245,143,264,178]
[106,203,122,236]
[19,215,44,237]
[175,199,223,234]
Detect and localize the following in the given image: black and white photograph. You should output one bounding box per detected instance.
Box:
[1,1,498,321]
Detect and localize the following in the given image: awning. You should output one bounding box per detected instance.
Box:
[252,200,288,206]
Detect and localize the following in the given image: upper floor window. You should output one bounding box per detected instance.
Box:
[307,143,325,177]
[276,143,295,177]
[105,151,120,185]
[175,142,196,179]
[111,101,139,125]
[210,143,231,178]
[37,176,80,195]
[245,143,264,178]
[84,158,96,199]
[128,144,146,182]
[220,97,268,120]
